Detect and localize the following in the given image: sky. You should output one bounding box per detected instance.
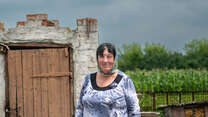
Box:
[1,0,208,52]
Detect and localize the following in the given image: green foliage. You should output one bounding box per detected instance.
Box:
[118,43,143,71]
[184,38,208,55]
[184,38,208,69]
[126,69,208,92]
[143,43,170,70]
[118,38,208,71]
[167,52,185,69]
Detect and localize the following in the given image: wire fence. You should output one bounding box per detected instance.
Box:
[137,90,208,111]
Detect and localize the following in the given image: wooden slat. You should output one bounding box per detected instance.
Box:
[39,49,49,117]
[185,109,193,117]
[22,50,34,117]
[69,48,75,116]
[205,106,208,117]
[55,49,64,117]
[69,48,73,116]
[48,49,62,117]
[7,47,72,117]
[8,51,17,117]
[59,48,70,117]
[32,72,72,78]
[16,51,24,117]
[57,49,64,117]
[33,50,42,117]
[195,108,205,117]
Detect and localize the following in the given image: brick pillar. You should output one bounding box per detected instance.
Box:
[77,18,97,33]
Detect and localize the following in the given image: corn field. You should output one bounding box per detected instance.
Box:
[127,69,208,92]
[126,69,208,112]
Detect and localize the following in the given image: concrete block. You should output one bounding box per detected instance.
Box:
[141,112,160,117]
[0,54,5,117]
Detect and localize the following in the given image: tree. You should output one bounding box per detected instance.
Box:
[168,52,185,69]
[184,38,208,69]
[118,43,143,71]
[143,43,170,70]
[117,38,208,71]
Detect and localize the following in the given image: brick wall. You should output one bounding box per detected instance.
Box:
[0,14,99,116]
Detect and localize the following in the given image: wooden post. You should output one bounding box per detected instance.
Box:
[192,92,195,101]
[179,92,182,104]
[153,92,156,111]
[166,93,169,105]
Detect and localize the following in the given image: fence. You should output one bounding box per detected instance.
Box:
[137,90,208,111]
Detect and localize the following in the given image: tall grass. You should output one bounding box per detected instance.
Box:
[126,69,208,92]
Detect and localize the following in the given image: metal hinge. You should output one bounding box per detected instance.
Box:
[0,43,9,53]
[5,105,17,113]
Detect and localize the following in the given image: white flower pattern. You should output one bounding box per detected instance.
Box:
[75,71,140,117]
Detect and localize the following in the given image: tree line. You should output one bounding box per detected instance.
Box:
[118,38,208,71]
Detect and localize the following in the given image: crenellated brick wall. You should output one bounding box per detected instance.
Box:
[15,14,60,28]
[0,14,99,117]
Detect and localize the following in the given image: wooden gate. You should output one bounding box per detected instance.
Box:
[7,47,73,117]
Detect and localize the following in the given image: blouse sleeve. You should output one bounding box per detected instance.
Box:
[75,75,89,117]
[124,77,141,117]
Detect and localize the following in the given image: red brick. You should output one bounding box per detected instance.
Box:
[41,20,55,26]
[27,14,48,21]
[77,18,97,26]
[87,18,97,25]
[17,21,25,26]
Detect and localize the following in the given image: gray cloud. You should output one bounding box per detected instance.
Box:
[1,0,208,52]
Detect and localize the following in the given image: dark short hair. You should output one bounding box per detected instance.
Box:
[96,43,116,60]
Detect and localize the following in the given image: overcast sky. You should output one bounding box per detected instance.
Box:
[1,0,208,52]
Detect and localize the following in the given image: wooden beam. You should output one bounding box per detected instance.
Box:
[6,42,72,48]
[32,72,72,78]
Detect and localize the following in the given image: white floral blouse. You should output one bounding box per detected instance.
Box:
[75,70,140,117]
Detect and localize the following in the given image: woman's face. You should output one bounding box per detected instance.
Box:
[98,49,114,74]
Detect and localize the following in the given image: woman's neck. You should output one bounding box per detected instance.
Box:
[96,71,118,87]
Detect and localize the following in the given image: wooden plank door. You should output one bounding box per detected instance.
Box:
[7,48,73,117]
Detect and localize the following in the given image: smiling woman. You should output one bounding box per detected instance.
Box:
[96,43,117,76]
[75,43,141,117]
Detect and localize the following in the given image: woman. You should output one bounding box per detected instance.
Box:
[75,43,140,117]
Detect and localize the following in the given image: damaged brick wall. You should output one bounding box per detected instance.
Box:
[16,14,59,28]
[0,14,98,116]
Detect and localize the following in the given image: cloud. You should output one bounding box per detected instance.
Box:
[98,0,208,51]
[0,0,44,4]
[1,0,208,52]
